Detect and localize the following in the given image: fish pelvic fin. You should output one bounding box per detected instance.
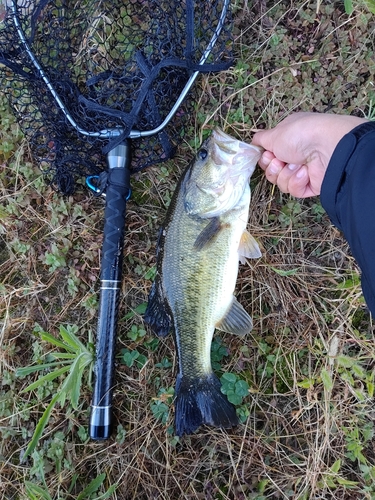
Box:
[174,373,239,436]
[144,277,171,337]
[216,295,253,336]
[239,230,261,264]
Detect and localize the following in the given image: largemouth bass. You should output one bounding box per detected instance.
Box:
[144,129,262,436]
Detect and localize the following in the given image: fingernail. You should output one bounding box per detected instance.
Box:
[268,164,279,175]
[260,151,273,167]
[288,163,299,171]
[296,167,306,178]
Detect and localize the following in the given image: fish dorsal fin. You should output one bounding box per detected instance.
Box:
[239,230,261,264]
[216,296,253,336]
[194,217,224,250]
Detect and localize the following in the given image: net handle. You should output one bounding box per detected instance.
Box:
[10,0,231,140]
[89,142,131,440]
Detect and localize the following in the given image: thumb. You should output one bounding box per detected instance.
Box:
[251,129,277,153]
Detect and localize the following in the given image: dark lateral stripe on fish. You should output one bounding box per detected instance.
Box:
[174,373,239,436]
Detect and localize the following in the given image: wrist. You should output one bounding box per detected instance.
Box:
[310,114,368,167]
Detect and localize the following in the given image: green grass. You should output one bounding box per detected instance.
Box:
[1,1,375,499]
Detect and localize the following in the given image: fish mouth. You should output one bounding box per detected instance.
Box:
[212,128,263,169]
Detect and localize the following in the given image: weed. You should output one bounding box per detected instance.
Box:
[278,200,302,227]
[43,244,67,272]
[126,324,147,342]
[211,336,229,370]
[220,372,250,406]
[154,356,173,368]
[24,472,117,500]
[16,324,94,459]
[150,387,174,425]
[120,348,147,368]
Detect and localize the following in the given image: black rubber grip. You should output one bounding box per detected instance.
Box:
[101,168,130,281]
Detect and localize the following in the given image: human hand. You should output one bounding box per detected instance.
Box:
[252,112,367,198]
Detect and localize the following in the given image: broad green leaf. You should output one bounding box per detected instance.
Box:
[367,380,374,398]
[76,473,106,500]
[324,478,336,489]
[330,458,341,473]
[70,357,85,409]
[79,352,94,369]
[60,355,83,409]
[257,478,270,493]
[297,378,314,389]
[122,350,138,367]
[352,388,366,401]
[123,302,148,320]
[235,379,250,397]
[270,266,300,277]
[336,477,358,487]
[48,352,77,360]
[21,365,71,392]
[40,330,74,351]
[365,0,375,13]
[351,363,365,378]
[227,392,242,406]
[221,372,237,384]
[59,325,85,351]
[336,355,355,368]
[321,368,333,391]
[362,423,374,442]
[96,485,118,500]
[23,392,60,460]
[344,0,353,14]
[16,361,67,377]
[24,482,52,500]
[150,401,169,424]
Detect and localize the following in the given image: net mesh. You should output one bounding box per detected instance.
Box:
[0,0,232,194]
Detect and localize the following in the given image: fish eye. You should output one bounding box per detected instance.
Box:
[198,148,208,161]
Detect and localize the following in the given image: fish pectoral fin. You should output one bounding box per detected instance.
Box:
[216,296,253,336]
[193,217,224,250]
[239,230,261,264]
[143,276,171,337]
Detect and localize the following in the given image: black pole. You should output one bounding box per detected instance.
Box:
[89,141,131,440]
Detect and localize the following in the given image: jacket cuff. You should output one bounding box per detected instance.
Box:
[321,121,375,229]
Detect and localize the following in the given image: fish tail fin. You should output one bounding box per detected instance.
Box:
[174,373,238,436]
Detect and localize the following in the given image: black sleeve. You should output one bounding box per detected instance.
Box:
[320,121,375,316]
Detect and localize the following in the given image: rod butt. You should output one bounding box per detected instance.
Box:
[89,405,113,440]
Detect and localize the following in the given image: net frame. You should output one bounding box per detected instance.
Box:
[0,0,233,193]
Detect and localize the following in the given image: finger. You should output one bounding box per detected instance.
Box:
[257,150,276,170]
[264,159,290,185]
[287,166,317,198]
[273,163,304,194]
[252,129,277,153]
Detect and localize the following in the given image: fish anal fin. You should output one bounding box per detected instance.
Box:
[239,230,261,264]
[194,217,227,250]
[174,373,238,436]
[216,296,253,336]
[143,276,171,337]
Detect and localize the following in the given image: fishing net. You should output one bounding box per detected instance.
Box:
[0,0,232,194]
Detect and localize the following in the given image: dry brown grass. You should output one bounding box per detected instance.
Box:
[1,1,375,499]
